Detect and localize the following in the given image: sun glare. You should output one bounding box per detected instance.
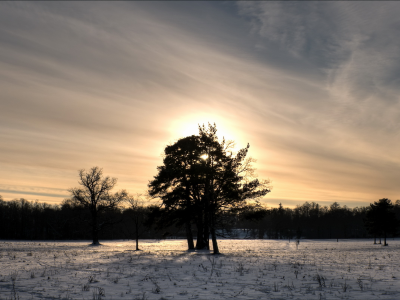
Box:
[167,113,249,158]
[200,154,208,160]
[169,114,240,145]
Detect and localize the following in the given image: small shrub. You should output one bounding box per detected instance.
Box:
[10,271,19,300]
[235,262,245,276]
[82,283,90,291]
[357,278,364,291]
[314,273,326,288]
[10,271,18,282]
[152,286,161,294]
[272,262,278,271]
[40,268,46,277]
[92,287,105,300]
[342,280,350,292]
[273,282,280,292]
[134,292,148,300]
[150,277,161,294]
[88,274,98,283]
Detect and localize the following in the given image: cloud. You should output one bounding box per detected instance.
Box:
[0,1,400,206]
[236,1,400,205]
[238,2,400,103]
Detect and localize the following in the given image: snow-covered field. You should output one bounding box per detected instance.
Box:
[1,239,400,300]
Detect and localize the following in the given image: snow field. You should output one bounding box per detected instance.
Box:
[0,239,399,299]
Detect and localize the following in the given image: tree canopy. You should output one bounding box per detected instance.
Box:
[148,123,270,253]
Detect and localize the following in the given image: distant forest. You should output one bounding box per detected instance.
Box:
[1,196,399,241]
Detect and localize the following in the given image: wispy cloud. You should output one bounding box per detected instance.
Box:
[1,1,399,206]
[238,2,400,206]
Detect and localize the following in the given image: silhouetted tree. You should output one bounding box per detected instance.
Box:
[364,198,398,246]
[125,194,151,250]
[198,124,271,253]
[0,195,5,238]
[148,135,201,249]
[149,123,270,254]
[69,167,127,245]
[394,200,400,223]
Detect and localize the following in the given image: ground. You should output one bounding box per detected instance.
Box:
[0,239,399,299]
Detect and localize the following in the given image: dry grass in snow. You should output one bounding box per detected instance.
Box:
[1,239,400,299]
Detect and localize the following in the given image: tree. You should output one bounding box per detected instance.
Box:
[149,123,270,254]
[125,194,150,250]
[148,135,200,250]
[364,198,398,246]
[69,167,127,245]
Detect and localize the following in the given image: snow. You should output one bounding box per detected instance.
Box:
[1,239,400,299]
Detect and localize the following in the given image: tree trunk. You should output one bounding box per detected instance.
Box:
[92,209,100,245]
[373,235,376,244]
[185,221,195,250]
[210,215,219,254]
[135,218,140,250]
[195,210,209,250]
[184,187,195,250]
[204,220,210,250]
[195,220,207,249]
[211,227,219,254]
[383,232,388,246]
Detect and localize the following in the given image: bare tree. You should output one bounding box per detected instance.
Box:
[69,167,127,245]
[125,193,149,250]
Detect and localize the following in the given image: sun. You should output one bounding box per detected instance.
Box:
[200,154,208,160]
[167,112,247,156]
[170,114,236,141]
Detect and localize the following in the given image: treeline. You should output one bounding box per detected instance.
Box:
[1,196,399,241]
[236,202,390,240]
[0,197,161,240]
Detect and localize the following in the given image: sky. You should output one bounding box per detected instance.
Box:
[1,1,400,208]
